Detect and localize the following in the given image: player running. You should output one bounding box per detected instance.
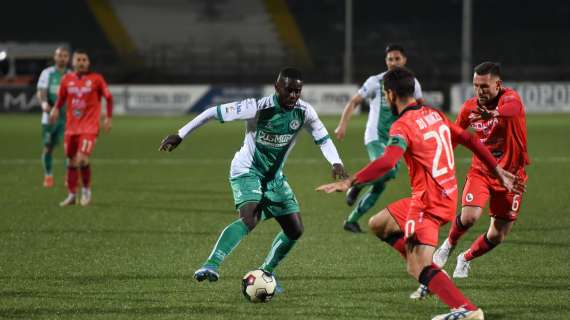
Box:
[49,49,113,207]
[431,62,530,278]
[159,68,347,288]
[317,67,524,320]
[37,46,70,187]
[334,44,424,233]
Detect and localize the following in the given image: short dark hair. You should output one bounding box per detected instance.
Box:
[278,67,303,81]
[383,67,415,98]
[385,43,405,56]
[73,49,89,56]
[474,61,501,78]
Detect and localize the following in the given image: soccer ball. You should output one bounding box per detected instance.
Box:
[241,269,277,303]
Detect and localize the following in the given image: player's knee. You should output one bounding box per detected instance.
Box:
[368,216,382,235]
[460,214,477,227]
[241,215,258,231]
[285,225,303,241]
[68,157,78,167]
[78,157,89,167]
[369,214,390,238]
[239,204,260,231]
[486,232,505,244]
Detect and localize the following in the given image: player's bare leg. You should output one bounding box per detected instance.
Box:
[368,209,433,300]
[406,244,483,319]
[60,156,79,206]
[455,217,514,278]
[195,203,261,282]
[434,206,482,267]
[369,209,406,257]
[77,152,92,206]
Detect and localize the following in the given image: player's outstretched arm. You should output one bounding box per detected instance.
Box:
[332,163,348,180]
[335,94,363,141]
[303,105,348,179]
[159,134,183,152]
[318,139,347,180]
[316,145,404,193]
[158,106,218,152]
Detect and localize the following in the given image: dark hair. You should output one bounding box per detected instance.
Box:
[73,49,89,56]
[278,67,303,81]
[474,61,501,78]
[383,67,415,98]
[385,43,405,56]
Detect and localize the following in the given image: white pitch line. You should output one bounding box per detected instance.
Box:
[0,157,569,165]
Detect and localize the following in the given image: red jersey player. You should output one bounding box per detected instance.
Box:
[317,67,524,320]
[430,62,529,280]
[49,49,113,207]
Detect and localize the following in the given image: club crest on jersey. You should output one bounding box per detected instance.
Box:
[73,109,82,118]
[289,120,300,130]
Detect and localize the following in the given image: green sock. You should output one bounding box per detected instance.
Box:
[42,152,53,176]
[347,182,386,223]
[205,219,249,268]
[260,231,297,273]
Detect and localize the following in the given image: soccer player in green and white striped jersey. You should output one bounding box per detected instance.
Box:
[159,68,347,288]
[36,47,70,187]
[334,44,424,233]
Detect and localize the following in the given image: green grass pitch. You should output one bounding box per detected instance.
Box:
[0,113,568,319]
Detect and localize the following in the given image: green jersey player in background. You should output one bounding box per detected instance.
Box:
[159,68,347,289]
[36,46,70,187]
[334,44,424,233]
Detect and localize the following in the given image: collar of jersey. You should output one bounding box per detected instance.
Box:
[399,104,421,117]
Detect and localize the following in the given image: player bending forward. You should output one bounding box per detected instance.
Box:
[159,68,347,289]
[49,50,113,206]
[317,67,524,320]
